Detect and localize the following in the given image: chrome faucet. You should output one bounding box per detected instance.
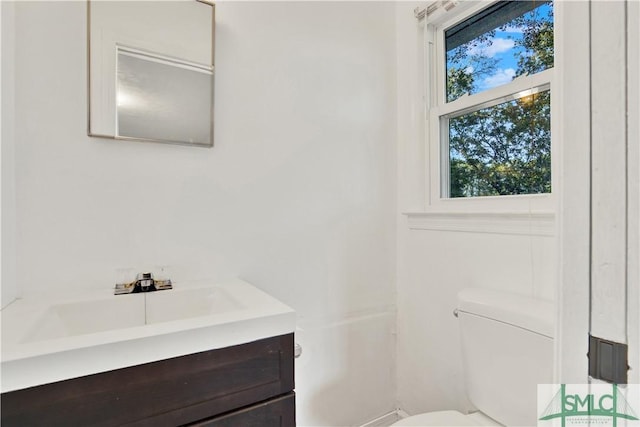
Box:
[114,272,173,295]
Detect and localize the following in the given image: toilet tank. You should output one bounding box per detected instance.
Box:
[457,288,555,427]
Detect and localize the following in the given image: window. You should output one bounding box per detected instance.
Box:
[426,1,554,207]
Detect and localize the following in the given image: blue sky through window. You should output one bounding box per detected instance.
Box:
[446,2,553,101]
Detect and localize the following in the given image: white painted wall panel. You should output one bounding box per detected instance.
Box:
[296,312,396,426]
[396,228,556,415]
[590,1,628,344]
[555,0,591,384]
[395,1,426,214]
[1,0,17,308]
[5,2,397,425]
[395,1,558,415]
[626,0,640,385]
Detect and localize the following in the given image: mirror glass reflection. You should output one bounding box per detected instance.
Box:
[116,48,212,144]
[88,1,214,147]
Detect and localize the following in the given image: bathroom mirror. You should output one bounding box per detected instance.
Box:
[88,0,215,147]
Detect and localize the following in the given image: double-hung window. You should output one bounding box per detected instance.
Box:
[425,0,555,211]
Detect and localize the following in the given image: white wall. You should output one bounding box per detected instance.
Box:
[628,0,640,386]
[555,0,640,386]
[393,2,639,408]
[394,2,557,416]
[555,0,590,384]
[6,2,397,425]
[1,0,17,309]
[587,0,640,384]
[396,229,555,414]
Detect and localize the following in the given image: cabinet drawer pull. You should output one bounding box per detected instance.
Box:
[294,343,302,358]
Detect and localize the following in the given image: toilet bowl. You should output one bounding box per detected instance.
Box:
[391,288,555,427]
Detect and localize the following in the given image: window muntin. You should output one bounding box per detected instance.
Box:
[431,0,554,201]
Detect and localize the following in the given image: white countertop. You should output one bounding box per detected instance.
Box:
[1,279,296,393]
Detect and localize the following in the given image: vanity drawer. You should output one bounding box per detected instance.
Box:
[1,333,294,427]
[189,393,295,427]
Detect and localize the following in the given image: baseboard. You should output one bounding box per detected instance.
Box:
[360,409,409,427]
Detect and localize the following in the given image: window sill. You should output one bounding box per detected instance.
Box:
[404,211,555,236]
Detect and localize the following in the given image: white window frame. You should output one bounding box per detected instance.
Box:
[423,0,558,214]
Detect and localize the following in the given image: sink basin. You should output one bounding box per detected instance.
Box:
[146,287,243,324]
[1,279,295,393]
[24,295,145,342]
[21,287,244,342]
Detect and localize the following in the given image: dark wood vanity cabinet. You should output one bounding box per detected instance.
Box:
[1,333,295,427]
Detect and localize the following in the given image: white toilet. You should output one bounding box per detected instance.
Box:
[392,288,555,426]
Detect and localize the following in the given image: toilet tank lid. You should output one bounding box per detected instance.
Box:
[457,288,555,338]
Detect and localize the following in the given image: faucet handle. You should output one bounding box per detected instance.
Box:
[114,267,136,295]
[155,277,172,290]
[114,281,135,295]
[154,265,173,290]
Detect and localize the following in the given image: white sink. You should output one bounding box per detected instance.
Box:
[23,295,145,342]
[20,286,244,342]
[146,286,243,324]
[1,279,295,393]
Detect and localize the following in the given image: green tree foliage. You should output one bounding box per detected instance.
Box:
[446,2,554,197]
